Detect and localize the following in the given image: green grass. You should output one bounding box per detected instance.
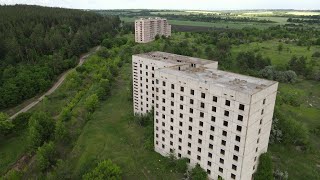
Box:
[231,40,320,66]
[68,64,182,179]
[0,130,28,175]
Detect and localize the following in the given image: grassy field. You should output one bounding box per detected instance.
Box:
[67,63,182,179]
[231,40,320,66]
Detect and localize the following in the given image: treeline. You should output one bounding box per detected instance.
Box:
[288,17,320,24]
[0,5,121,110]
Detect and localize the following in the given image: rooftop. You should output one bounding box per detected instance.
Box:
[136,17,167,21]
[158,66,277,95]
[134,51,217,65]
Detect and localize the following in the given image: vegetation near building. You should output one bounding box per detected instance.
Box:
[254,153,274,180]
[190,164,208,180]
[82,160,122,180]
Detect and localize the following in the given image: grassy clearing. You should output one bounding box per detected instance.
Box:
[231,40,320,66]
[68,64,182,179]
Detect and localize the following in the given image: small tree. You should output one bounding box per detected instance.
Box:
[0,112,13,136]
[54,120,68,143]
[190,164,207,180]
[278,43,283,53]
[254,153,274,180]
[36,141,56,171]
[83,159,122,180]
[85,94,99,112]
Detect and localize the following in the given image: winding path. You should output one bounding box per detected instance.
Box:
[9,46,101,120]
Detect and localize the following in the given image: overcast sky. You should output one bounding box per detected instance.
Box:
[1,0,320,10]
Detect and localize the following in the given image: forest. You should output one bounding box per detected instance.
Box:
[0,5,121,110]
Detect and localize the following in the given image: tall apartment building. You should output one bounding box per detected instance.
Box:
[132,52,278,180]
[135,17,171,43]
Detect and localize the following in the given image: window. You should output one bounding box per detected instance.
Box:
[219,167,223,173]
[180,96,184,101]
[207,169,211,174]
[234,145,239,152]
[220,158,224,164]
[188,150,191,155]
[223,121,228,127]
[171,84,174,89]
[199,130,203,135]
[198,139,202,144]
[210,126,215,131]
[261,109,264,115]
[220,149,225,155]
[232,164,237,170]
[188,143,191,147]
[170,141,173,146]
[179,130,182,135]
[200,102,205,108]
[224,110,229,117]
[189,117,193,122]
[171,93,174,98]
[236,136,241,142]
[200,112,204,118]
[260,119,263,125]
[180,86,184,92]
[239,104,245,110]
[188,134,192,139]
[258,128,261,134]
[197,147,201,152]
[237,125,242,132]
[212,106,216,112]
[233,155,238,161]
[207,161,212,166]
[180,113,183,118]
[162,81,166,86]
[238,115,243,121]
[222,130,227,136]
[171,101,174,106]
[208,152,212,158]
[209,143,213,149]
[221,140,226,146]
[189,108,193,114]
[170,118,174,123]
[171,110,174,115]
[179,121,183,127]
[190,89,194,95]
[231,174,236,179]
[199,121,203,127]
[257,138,260,143]
[201,93,205,99]
[225,100,230,106]
[178,146,181,150]
[189,126,192,131]
[180,105,183,110]
[211,116,216,122]
[209,135,214,140]
[197,156,201,161]
[170,126,173,130]
[213,96,217,102]
[263,98,266,105]
[190,99,194,104]
[170,133,173,138]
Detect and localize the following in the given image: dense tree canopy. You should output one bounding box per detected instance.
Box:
[0,5,121,109]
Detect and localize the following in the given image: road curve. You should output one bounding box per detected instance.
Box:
[9,46,101,120]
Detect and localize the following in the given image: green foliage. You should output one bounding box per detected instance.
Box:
[85,94,99,112]
[259,66,297,83]
[36,141,57,171]
[133,109,154,150]
[166,153,189,173]
[27,111,55,149]
[2,169,23,180]
[190,164,207,180]
[0,5,121,110]
[237,51,271,71]
[11,112,32,131]
[288,56,307,76]
[54,120,68,143]
[0,112,14,136]
[82,160,122,180]
[254,153,274,180]
[312,51,320,58]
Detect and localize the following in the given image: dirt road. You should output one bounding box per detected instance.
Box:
[9,46,100,119]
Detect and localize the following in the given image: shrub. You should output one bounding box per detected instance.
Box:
[36,141,56,171]
[12,112,32,131]
[84,94,99,112]
[254,153,274,180]
[27,112,55,149]
[312,51,320,58]
[54,120,68,143]
[82,160,122,180]
[0,112,14,136]
[190,164,207,180]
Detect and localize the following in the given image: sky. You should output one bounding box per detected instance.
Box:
[1,0,320,10]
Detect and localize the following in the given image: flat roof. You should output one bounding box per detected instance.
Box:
[134,51,217,65]
[135,17,167,21]
[158,66,277,95]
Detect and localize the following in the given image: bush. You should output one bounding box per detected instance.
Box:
[82,160,122,180]
[259,66,297,83]
[190,164,207,180]
[12,112,32,131]
[254,153,273,180]
[36,141,56,171]
[84,94,99,112]
[0,112,14,136]
[312,51,320,58]
[54,120,68,143]
[2,169,23,180]
[27,112,55,149]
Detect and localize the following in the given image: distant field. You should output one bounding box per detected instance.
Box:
[121,17,274,29]
[286,11,320,16]
[231,40,320,66]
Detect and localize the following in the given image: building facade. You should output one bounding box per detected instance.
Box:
[135,17,171,43]
[132,52,278,180]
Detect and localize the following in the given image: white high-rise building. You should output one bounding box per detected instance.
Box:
[135,17,171,43]
[132,52,278,180]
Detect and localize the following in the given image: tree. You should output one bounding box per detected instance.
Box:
[85,94,99,112]
[0,112,14,136]
[190,164,207,180]
[54,120,68,143]
[82,160,122,180]
[278,43,283,53]
[28,111,55,149]
[36,141,56,171]
[254,153,274,180]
